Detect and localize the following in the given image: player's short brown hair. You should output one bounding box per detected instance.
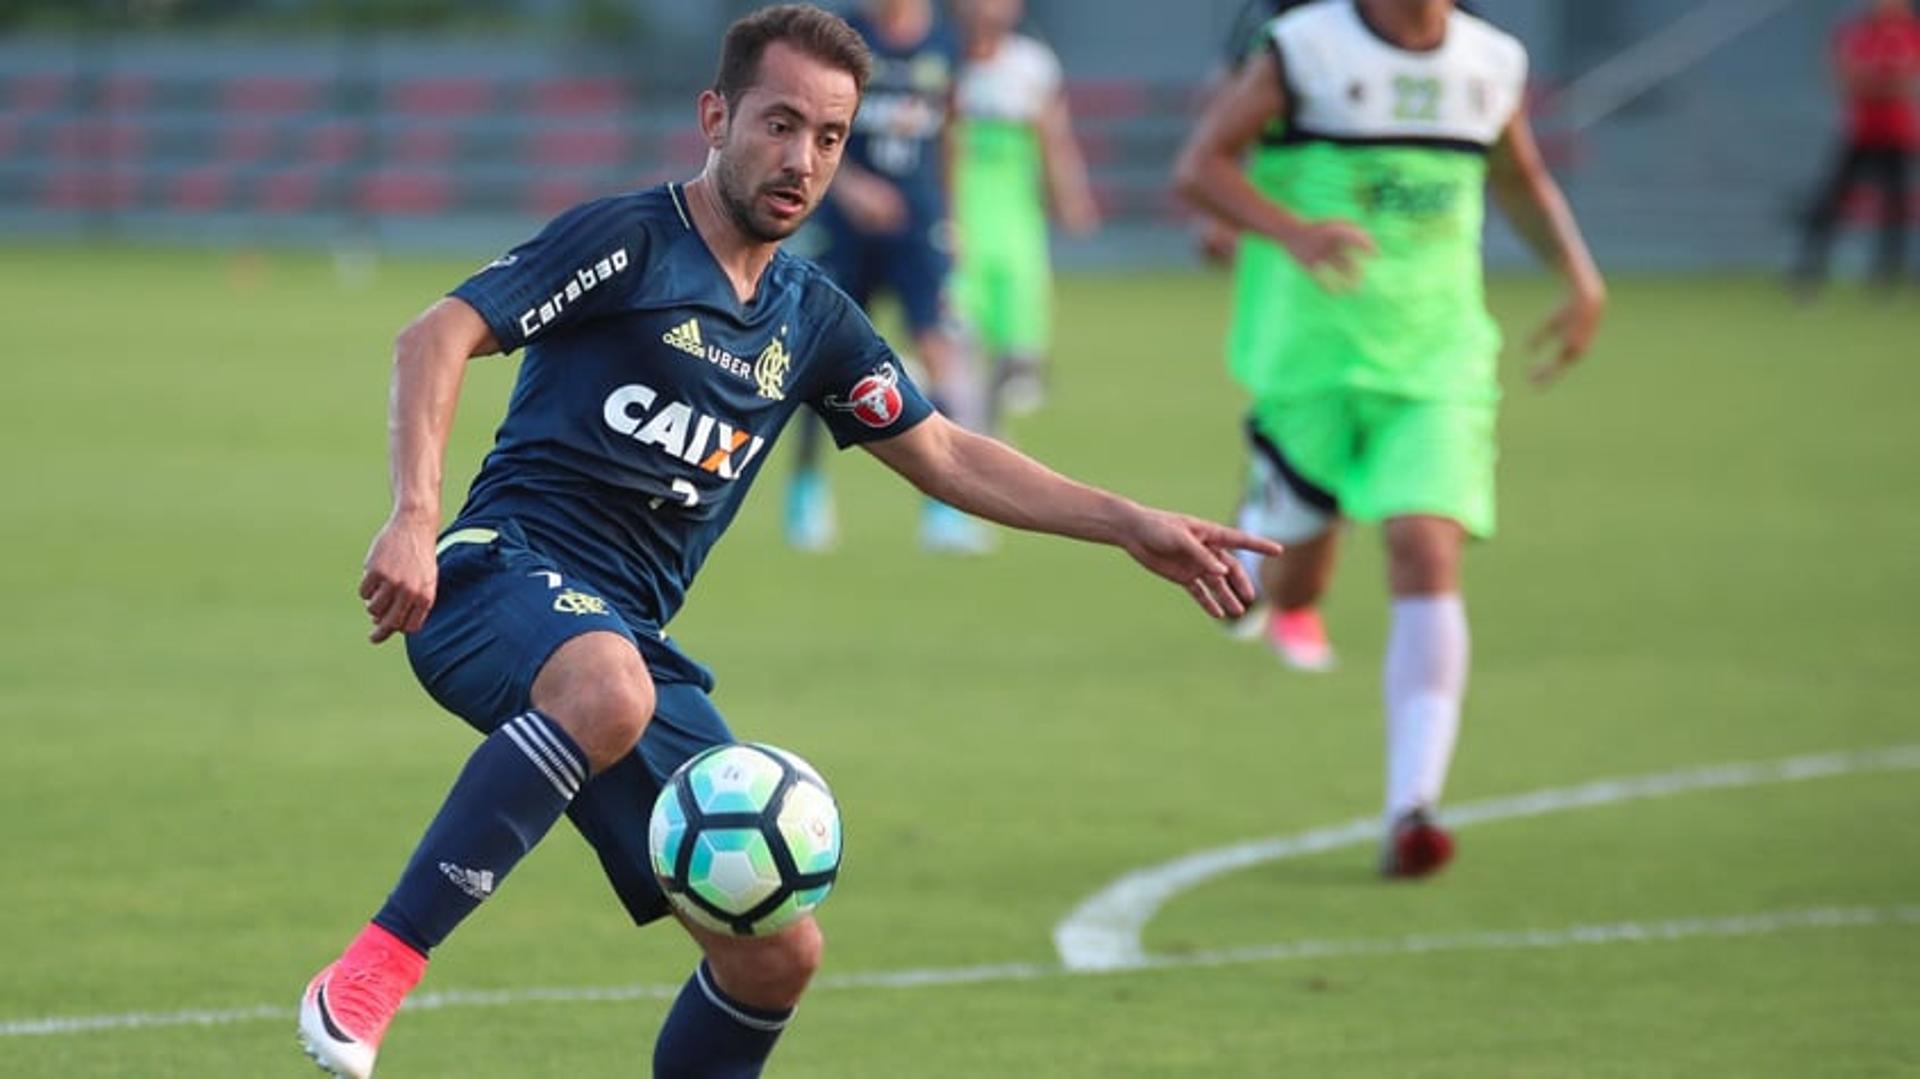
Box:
[714,4,872,109]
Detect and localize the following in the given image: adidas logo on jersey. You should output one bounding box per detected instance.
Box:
[438,862,496,900]
[663,318,705,358]
[662,317,790,397]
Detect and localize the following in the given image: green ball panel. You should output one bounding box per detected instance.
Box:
[776,780,843,875]
[687,828,782,915]
[687,746,784,815]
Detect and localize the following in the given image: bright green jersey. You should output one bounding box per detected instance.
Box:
[953,34,1060,255]
[955,117,1047,251]
[1227,1,1529,404]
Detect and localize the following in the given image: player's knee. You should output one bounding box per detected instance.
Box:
[532,633,656,770]
[1385,517,1463,595]
[582,674,655,760]
[708,919,824,1009]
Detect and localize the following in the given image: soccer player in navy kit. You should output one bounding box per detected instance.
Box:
[296,7,1278,1077]
[783,0,990,553]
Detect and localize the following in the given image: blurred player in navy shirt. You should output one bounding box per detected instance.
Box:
[294,7,1278,1078]
[784,0,994,553]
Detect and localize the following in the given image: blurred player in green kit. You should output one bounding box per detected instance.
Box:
[1176,0,1605,876]
[951,0,1099,422]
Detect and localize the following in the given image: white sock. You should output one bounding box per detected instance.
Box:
[1383,594,1469,821]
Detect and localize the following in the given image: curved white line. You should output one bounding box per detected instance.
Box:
[5,905,1916,1039]
[7,746,1917,1041]
[1053,745,1920,971]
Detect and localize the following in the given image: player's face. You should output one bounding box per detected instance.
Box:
[710,42,859,243]
[869,0,931,19]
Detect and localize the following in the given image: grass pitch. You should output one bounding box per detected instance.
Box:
[0,246,1915,1076]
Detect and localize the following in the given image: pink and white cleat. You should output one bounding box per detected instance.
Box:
[298,924,427,1078]
[1268,607,1336,672]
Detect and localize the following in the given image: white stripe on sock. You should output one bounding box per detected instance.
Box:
[694,965,790,1033]
[512,713,584,787]
[502,724,577,799]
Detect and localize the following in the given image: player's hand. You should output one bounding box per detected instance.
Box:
[1196,218,1238,266]
[1527,282,1606,388]
[359,510,439,644]
[1282,220,1375,292]
[1118,508,1284,620]
[832,170,908,235]
[1057,194,1101,237]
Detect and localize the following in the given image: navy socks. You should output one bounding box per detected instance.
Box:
[653,961,793,1079]
[372,710,586,955]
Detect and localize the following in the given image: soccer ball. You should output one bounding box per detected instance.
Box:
[648,742,843,936]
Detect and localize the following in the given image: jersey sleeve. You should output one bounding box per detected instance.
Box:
[804,282,935,449]
[1031,39,1063,101]
[449,196,644,353]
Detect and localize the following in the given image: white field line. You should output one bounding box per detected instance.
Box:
[1053,745,1920,971]
[4,906,1916,1039]
[5,745,1917,1040]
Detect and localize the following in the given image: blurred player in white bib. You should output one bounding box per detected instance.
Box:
[951,0,1099,425]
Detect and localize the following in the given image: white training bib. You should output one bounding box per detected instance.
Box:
[1268,0,1528,149]
[956,34,1063,125]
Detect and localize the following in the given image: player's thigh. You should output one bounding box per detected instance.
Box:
[1349,395,1497,540]
[564,681,736,928]
[1245,396,1358,540]
[404,526,642,736]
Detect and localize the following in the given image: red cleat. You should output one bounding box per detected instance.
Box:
[1381,808,1455,879]
[1268,607,1336,672]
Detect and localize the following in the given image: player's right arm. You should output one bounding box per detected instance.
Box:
[1172,48,1374,287]
[865,414,1280,619]
[359,298,498,644]
[1037,85,1100,235]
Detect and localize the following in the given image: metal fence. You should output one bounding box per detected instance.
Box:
[0,0,1898,272]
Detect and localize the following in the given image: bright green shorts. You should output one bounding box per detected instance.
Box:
[952,234,1051,358]
[1249,391,1498,538]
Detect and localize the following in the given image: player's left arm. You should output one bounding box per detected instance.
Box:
[1038,89,1100,234]
[863,413,1281,618]
[1487,103,1607,388]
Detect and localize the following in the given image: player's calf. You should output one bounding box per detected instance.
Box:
[655,918,825,1078]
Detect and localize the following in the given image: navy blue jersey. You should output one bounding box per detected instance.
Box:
[446,184,934,675]
[842,10,958,220]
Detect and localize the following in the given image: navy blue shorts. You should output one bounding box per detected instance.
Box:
[405,522,733,926]
[806,202,950,336]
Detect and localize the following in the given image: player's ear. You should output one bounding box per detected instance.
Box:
[696,89,730,148]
